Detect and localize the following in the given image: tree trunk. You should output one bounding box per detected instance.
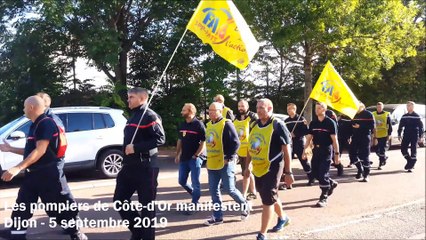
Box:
[114,49,128,103]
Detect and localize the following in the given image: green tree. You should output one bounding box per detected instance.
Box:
[237,0,424,120]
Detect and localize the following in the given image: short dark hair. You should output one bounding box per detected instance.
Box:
[128,87,149,96]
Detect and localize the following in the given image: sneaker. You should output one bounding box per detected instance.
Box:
[315,198,327,208]
[70,231,88,240]
[256,233,267,240]
[278,184,287,190]
[360,177,369,182]
[241,203,250,221]
[271,216,290,232]
[204,216,223,226]
[246,192,257,200]
[328,181,338,196]
[355,172,362,179]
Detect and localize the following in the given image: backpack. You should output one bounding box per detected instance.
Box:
[35,116,68,158]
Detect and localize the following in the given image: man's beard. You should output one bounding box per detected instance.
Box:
[239,109,247,115]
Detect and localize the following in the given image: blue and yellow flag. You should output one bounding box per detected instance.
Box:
[187,0,259,69]
[310,61,360,118]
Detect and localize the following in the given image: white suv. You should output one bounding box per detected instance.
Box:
[0,106,127,178]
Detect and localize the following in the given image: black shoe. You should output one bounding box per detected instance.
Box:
[337,164,344,176]
[383,156,388,166]
[407,169,413,173]
[328,181,338,196]
[360,176,369,182]
[307,178,315,186]
[130,234,141,240]
[378,166,382,170]
[355,172,362,179]
[70,231,88,240]
[315,198,327,207]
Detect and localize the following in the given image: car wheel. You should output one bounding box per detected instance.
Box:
[98,149,123,178]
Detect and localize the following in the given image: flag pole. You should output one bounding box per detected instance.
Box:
[130,28,189,144]
[290,97,311,135]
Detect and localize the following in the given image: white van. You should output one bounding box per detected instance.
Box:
[0,107,127,178]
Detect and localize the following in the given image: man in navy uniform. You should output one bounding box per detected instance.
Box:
[349,103,375,182]
[398,101,424,172]
[338,114,353,167]
[0,96,86,240]
[284,103,313,185]
[303,102,340,207]
[113,87,165,240]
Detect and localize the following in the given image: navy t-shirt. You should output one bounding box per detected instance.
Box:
[308,116,337,146]
[178,117,206,161]
[24,114,60,169]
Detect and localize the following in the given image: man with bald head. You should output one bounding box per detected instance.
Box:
[204,102,249,226]
[36,92,65,130]
[0,96,86,240]
[175,103,206,215]
[246,98,294,240]
[214,94,235,121]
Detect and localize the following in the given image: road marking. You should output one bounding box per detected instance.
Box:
[305,199,425,234]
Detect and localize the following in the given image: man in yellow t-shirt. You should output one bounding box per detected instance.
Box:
[214,94,235,121]
[234,99,258,200]
[245,98,294,240]
[372,102,392,170]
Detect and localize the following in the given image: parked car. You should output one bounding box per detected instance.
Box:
[366,103,426,149]
[274,113,289,122]
[0,106,127,178]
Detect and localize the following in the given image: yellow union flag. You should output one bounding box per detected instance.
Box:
[310,61,360,118]
[187,0,259,69]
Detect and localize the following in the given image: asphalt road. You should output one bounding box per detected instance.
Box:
[0,148,425,240]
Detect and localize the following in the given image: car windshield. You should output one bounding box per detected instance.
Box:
[0,116,26,136]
